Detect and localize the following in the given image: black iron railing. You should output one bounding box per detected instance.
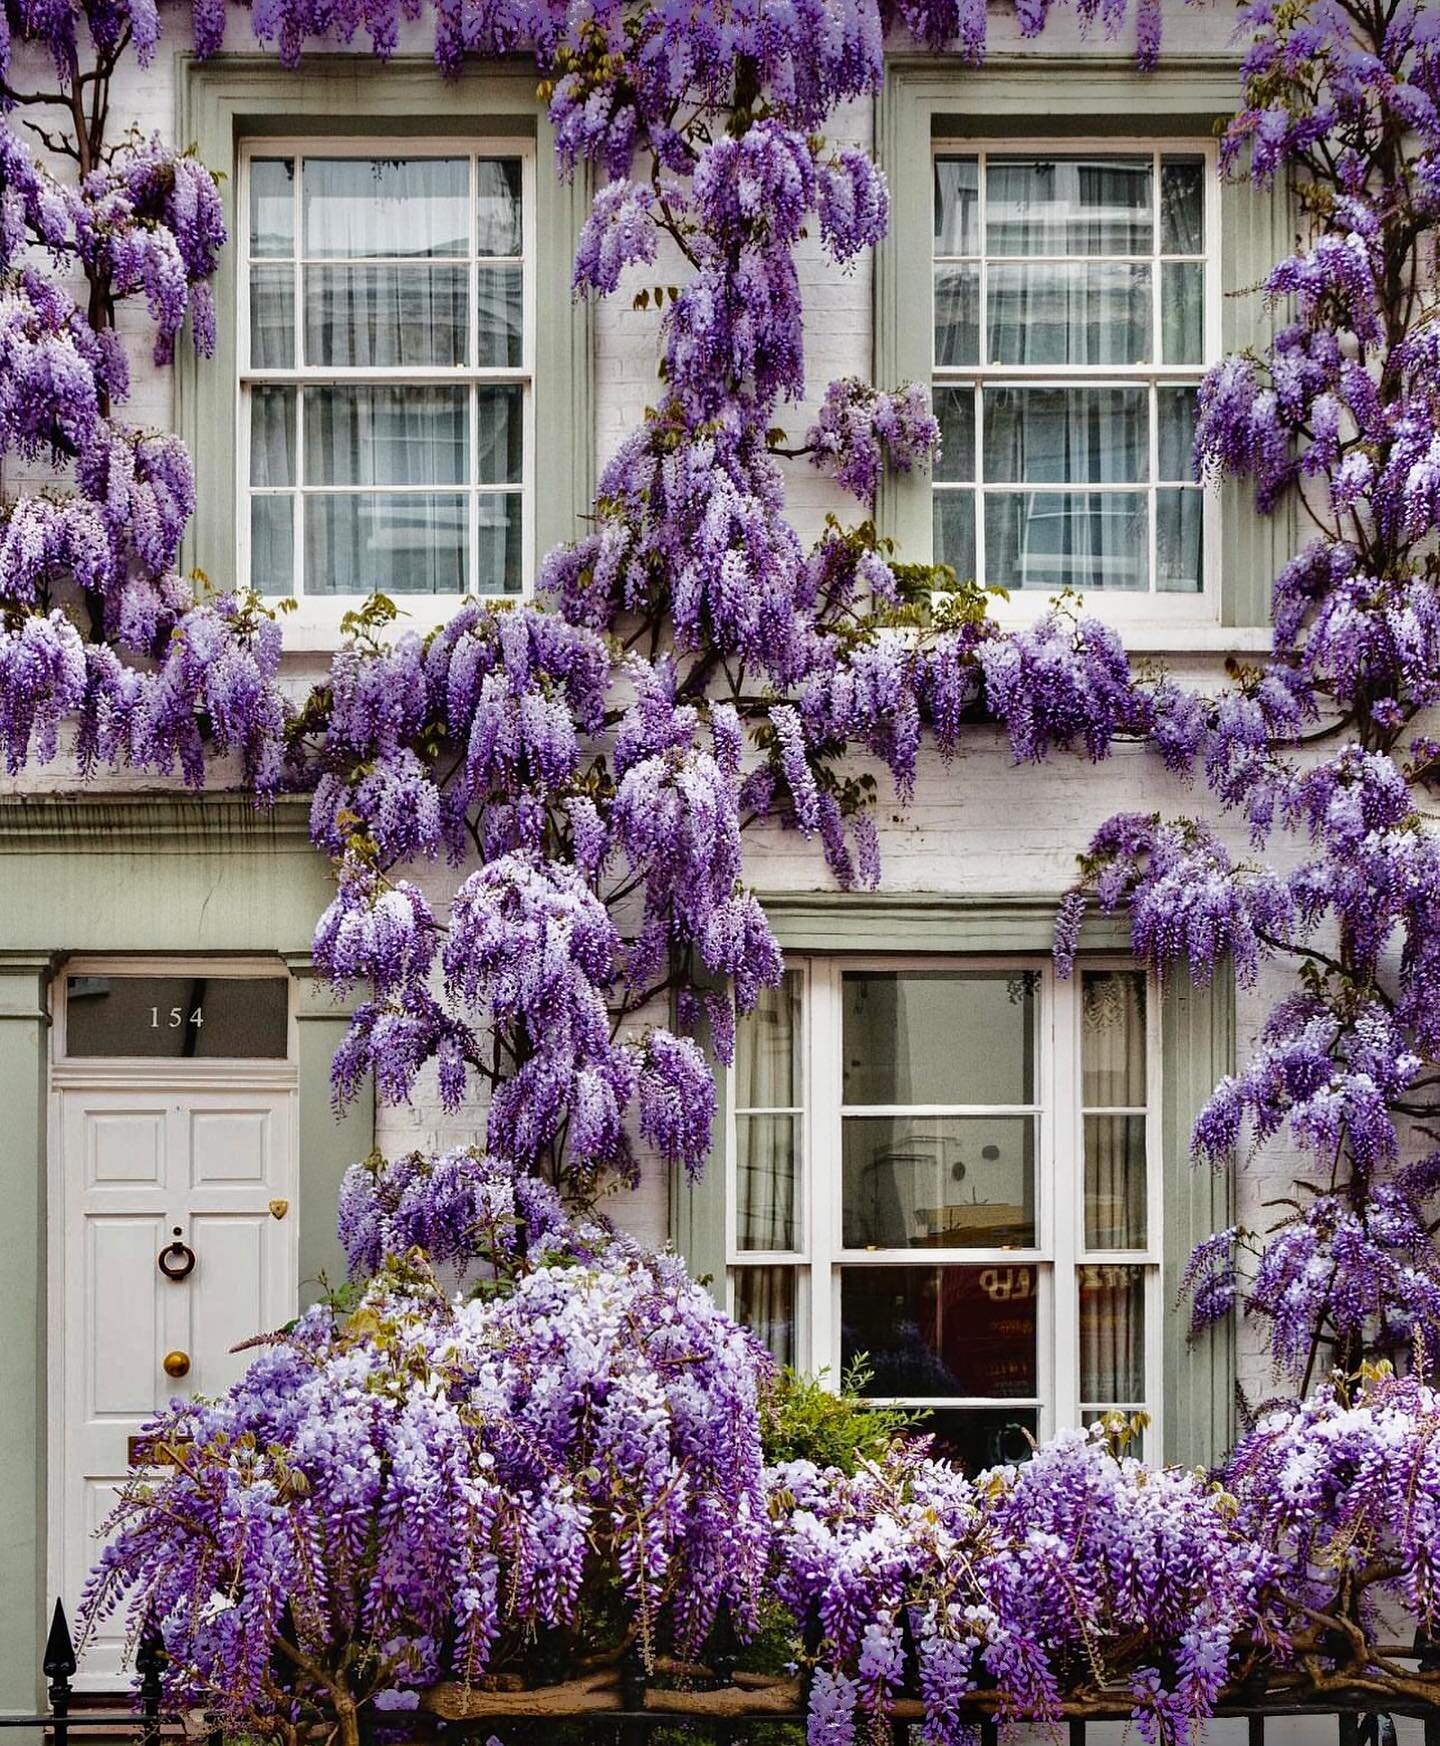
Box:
[3,1598,1438,1746]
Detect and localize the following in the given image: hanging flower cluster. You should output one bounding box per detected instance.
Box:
[81,1244,774,1741]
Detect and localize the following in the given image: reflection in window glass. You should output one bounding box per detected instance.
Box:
[841,1265,1039,1399]
[842,970,1035,1106]
[842,1116,1036,1249]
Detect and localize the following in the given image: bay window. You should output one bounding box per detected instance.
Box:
[240,144,532,600]
[930,146,1216,603]
[728,958,1162,1472]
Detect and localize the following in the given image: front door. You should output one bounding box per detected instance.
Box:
[51,966,298,1688]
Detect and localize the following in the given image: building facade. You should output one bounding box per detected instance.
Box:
[0,7,1302,1703]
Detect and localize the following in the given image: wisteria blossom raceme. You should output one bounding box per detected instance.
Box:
[81,1246,773,1743]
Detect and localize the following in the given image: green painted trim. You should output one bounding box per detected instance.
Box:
[175,53,594,592]
[292,966,373,1307]
[1160,969,1235,1468]
[0,791,312,849]
[758,889,1127,953]
[874,54,1295,628]
[0,962,46,1708]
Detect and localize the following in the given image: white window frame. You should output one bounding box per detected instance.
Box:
[237,138,537,631]
[725,955,1164,1457]
[930,138,1223,628]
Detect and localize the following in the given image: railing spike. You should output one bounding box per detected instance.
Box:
[43,1597,77,1684]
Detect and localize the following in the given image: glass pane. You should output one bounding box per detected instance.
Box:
[984,490,1148,592]
[736,972,802,1110]
[921,1406,1038,1474]
[934,265,979,366]
[477,386,524,486]
[248,265,295,368]
[304,387,468,487]
[249,387,295,486]
[65,976,288,1059]
[304,265,468,367]
[987,263,1151,365]
[842,1115,1036,1249]
[476,492,523,596]
[249,158,294,258]
[933,387,975,483]
[1160,156,1205,253]
[842,970,1035,1105]
[1084,1116,1148,1250]
[476,265,524,367]
[933,156,979,255]
[733,1266,796,1367]
[1080,1264,1146,1402]
[737,1115,798,1251]
[477,159,523,256]
[1082,971,1147,1105]
[250,495,293,595]
[303,156,468,258]
[1157,488,1204,593]
[1158,386,1198,480]
[306,492,467,596]
[1162,261,1204,364]
[982,386,1147,485]
[985,155,1151,256]
[933,491,975,581]
[841,1264,1039,1398]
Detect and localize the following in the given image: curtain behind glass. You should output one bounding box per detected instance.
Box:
[1082,972,1147,1249]
[735,975,800,1252]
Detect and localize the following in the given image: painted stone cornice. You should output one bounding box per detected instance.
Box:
[0,789,315,851]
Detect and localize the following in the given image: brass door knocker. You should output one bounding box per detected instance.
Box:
[157,1227,196,1282]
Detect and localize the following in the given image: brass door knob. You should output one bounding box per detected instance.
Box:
[162,1350,191,1379]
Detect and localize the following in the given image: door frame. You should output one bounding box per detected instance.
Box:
[45,956,300,1681]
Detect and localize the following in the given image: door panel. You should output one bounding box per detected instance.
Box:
[57,1079,297,1687]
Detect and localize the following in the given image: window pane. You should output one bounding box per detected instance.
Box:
[1158,386,1198,480]
[65,976,289,1059]
[477,386,524,485]
[737,1115,798,1251]
[1080,1264,1146,1402]
[842,970,1035,1105]
[1084,1116,1147,1250]
[476,492,524,596]
[1157,488,1204,593]
[984,489,1148,591]
[987,263,1151,365]
[304,266,468,367]
[477,159,523,256]
[477,265,524,367]
[249,265,295,368]
[842,1115,1035,1249]
[934,156,979,255]
[1160,156,1205,253]
[249,158,294,258]
[933,387,975,483]
[736,972,802,1109]
[926,1408,1038,1473]
[933,491,975,580]
[249,387,295,486]
[1081,970,1146,1105]
[934,265,979,366]
[303,157,469,258]
[306,492,468,595]
[982,386,1147,485]
[985,156,1151,256]
[1162,261,1204,364]
[841,1264,1039,1399]
[734,1266,796,1367]
[250,495,293,594]
[304,387,468,487]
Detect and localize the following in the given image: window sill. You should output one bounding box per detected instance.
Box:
[266,592,528,650]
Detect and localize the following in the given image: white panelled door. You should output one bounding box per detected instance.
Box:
[54,1017,298,1686]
